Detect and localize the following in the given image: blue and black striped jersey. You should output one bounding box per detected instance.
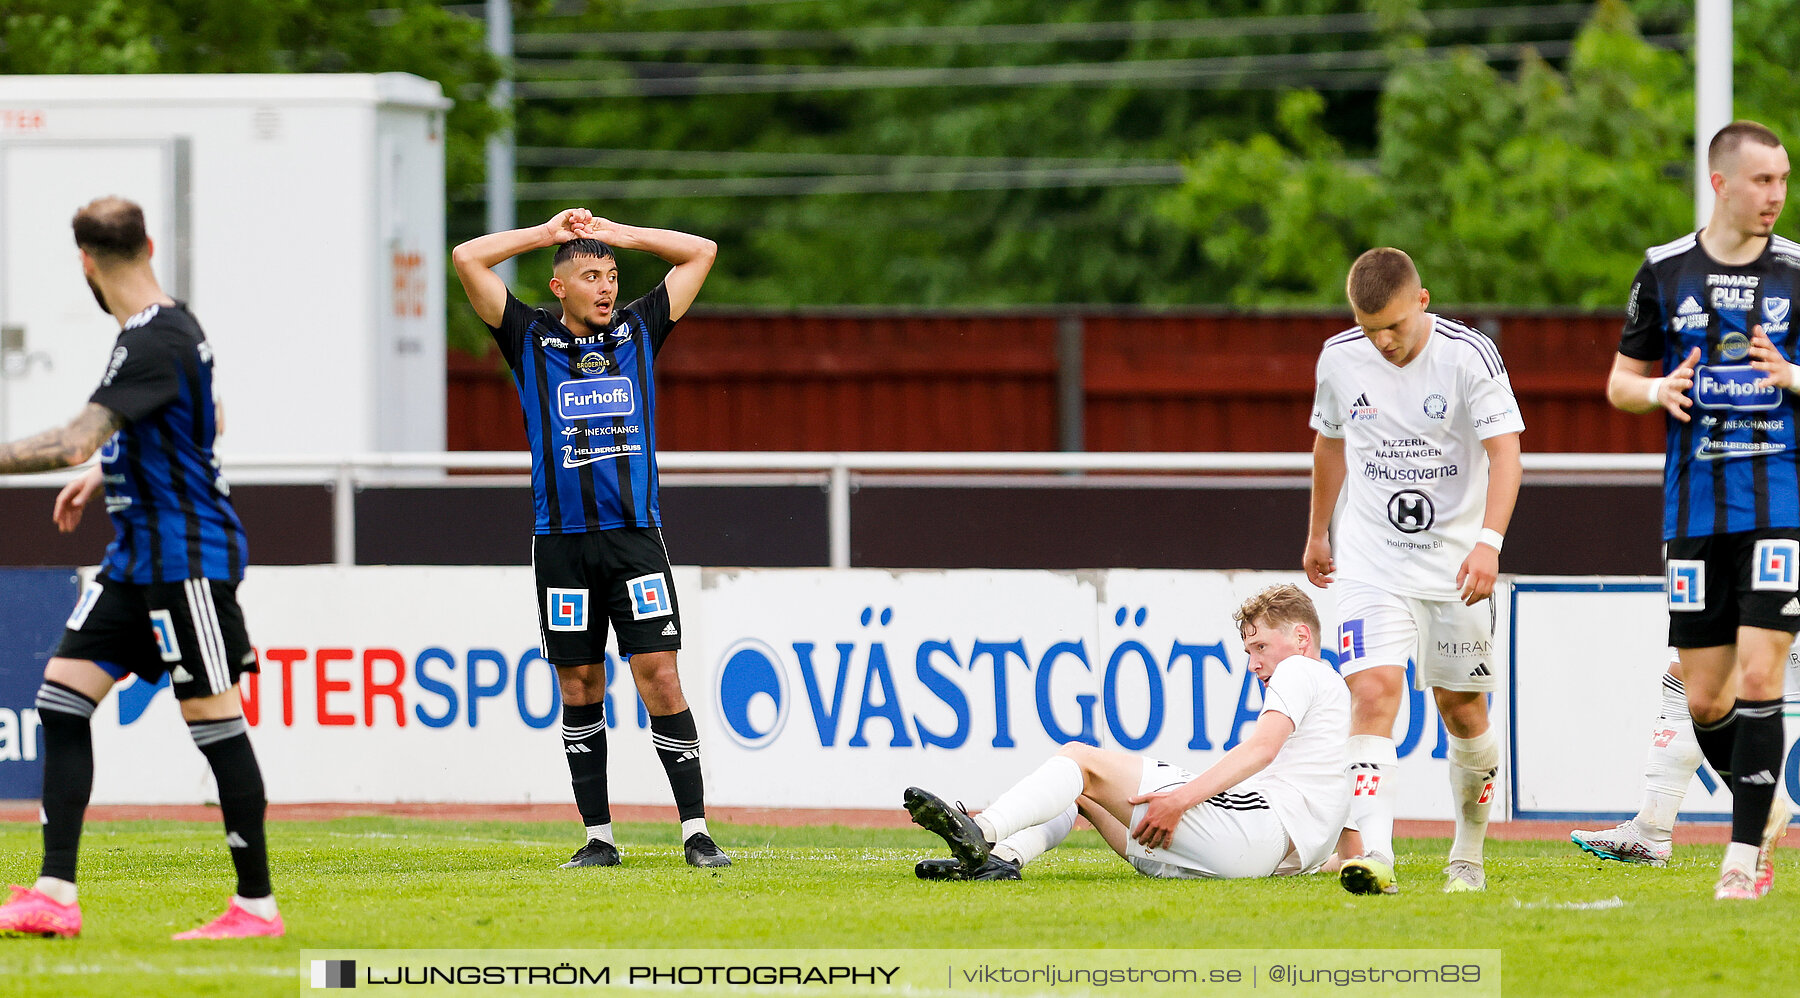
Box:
[1620,232,1800,540]
[488,283,675,533]
[88,303,248,583]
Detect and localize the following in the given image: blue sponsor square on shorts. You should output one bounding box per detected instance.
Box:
[1753,538,1800,592]
[1337,619,1365,662]
[1667,560,1705,611]
[627,573,672,620]
[149,608,182,662]
[546,588,588,631]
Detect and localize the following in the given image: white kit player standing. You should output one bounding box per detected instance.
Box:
[1304,247,1525,895]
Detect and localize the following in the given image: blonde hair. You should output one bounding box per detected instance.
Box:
[1233,584,1321,647]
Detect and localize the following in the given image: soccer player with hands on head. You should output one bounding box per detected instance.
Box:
[452,206,729,869]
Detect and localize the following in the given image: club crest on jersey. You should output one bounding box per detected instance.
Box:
[1667,560,1705,611]
[1338,619,1365,662]
[149,609,183,662]
[1765,296,1791,334]
[546,588,588,631]
[627,573,673,620]
[1753,539,1800,592]
[98,433,122,464]
[576,351,610,376]
[1422,393,1448,419]
[556,376,636,420]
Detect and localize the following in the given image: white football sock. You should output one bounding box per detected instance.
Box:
[977,755,1084,844]
[234,894,279,919]
[680,818,710,841]
[1447,728,1499,865]
[991,804,1080,868]
[1346,734,1398,866]
[1723,841,1759,874]
[32,877,75,906]
[586,822,615,845]
[1636,674,1700,840]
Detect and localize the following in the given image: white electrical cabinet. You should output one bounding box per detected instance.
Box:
[0,74,451,454]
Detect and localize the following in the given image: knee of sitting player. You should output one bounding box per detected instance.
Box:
[1055,741,1100,768]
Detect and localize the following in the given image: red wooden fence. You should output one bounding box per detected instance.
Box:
[448,307,1650,453]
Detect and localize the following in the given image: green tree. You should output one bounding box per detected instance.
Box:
[1161,0,1696,307]
[0,1,505,195]
[496,0,1585,313]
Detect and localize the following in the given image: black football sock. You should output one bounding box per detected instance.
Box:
[1729,699,1784,847]
[561,701,612,830]
[188,717,272,899]
[35,682,98,884]
[649,709,706,822]
[1693,708,1738,782]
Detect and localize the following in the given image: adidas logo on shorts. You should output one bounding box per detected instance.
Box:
[1782,598,1800,616]
[1468,663,1491,678]
[661,621,678,636]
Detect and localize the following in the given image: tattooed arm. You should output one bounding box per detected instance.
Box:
[0,404,121,475]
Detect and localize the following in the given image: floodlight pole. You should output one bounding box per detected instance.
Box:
[1695,0,1732,230]
[487,0,518,285]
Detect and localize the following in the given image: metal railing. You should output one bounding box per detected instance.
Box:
[2,451,1663,569]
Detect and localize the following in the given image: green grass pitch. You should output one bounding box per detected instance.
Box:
[0,817,1790,997]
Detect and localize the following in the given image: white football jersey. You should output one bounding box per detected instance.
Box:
[1242,655,1351,874]
[1310,316,1525,601]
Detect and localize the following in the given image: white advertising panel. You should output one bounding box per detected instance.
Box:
[1509,577,1800,821]
[90,567,1505,819]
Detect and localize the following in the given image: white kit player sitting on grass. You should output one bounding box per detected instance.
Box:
[904,584,1357,883]
[1572,645,1800,866]
[1305,247,1524,895]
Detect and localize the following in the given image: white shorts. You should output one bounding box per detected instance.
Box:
[1123,759,1289,880]
[1334,580,1499,693]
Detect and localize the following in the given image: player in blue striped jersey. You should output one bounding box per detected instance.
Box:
[1608,121,1798,900]
[0,198,279,939]
[453,207,729,868]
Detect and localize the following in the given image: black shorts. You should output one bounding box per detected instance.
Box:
[1666,529,1800,647]
[533,527,681,664]
[55,573,258,701]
